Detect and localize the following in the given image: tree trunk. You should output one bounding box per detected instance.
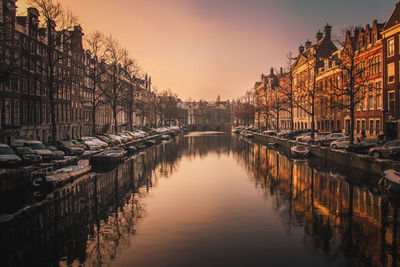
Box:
[350,96,355,144]
[311,95,315,139]
[290,105,294,131]
[113,108,118,134]
[47,23,57,145]
[92,104,96,135]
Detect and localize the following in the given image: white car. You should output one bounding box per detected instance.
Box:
[81,137,108,148]
[296,133,312,142]
[330,137,357,149]
[81,140,101,150]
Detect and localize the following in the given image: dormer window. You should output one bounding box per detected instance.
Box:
[372,33,377,45]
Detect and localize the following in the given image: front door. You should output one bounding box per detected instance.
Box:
[386,122,398,140]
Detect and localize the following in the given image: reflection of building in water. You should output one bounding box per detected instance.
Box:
[0,141,179,266]
[1,134,399,266]
[252,144,400,267]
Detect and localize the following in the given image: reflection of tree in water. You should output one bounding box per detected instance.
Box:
[3,133,399,266]
[248,142,400,267]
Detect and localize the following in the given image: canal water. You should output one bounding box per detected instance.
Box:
[1,132,399,266]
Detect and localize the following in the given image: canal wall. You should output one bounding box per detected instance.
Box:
[252,133,400,175]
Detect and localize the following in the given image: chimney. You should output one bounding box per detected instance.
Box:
[316,30,323,42]
[324,23,332,39]
[305,39,312,49]
[299,45,305,53]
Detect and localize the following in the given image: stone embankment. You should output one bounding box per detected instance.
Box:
[252,133,400,176]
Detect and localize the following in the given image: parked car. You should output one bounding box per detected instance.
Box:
[13,146,42,165]
[70,139,86,150]
[285,130,310,140]
[115,134,130,143]
[369,140,400,158]
[81,140,101,150]
[296,133,312,142]
[81,137,108,148]
[57,140,84,156]
[262,130,277,136]
[47,145,65,160]
[95,135,117,146]
[24,140,53,161]
[330,137,356,149]
[277,130,291,137]
[346,139,380,154]
[119,133,133,142]
[0,144,22,167]
[314,133,347,146]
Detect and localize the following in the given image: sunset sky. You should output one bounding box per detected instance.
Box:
[17,0,395,101]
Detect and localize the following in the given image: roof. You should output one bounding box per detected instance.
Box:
[384,2,400,29]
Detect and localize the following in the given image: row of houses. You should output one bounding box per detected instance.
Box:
[0,0,160,144]
[254,2,400,140]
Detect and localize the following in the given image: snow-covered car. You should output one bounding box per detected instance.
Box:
[81,140,101,150]
[330,137,356,149]
[368,140,400,158]
[0,144,22,167]
[296,133,312,142]
[314,133,346,146]
[81,137,108,148]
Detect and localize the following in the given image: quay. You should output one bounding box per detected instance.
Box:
[250,132,400,177]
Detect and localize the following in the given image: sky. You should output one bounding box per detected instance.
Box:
[17,0,396,101]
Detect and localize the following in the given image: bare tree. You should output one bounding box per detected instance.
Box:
[121,59,143,131]
[103,34,132,134]
[277,53,297,131]
[293,48,321,139]
[84,31,107,135]
[329,28,379,144]
[234,90,255,126]
[28,0,78,144]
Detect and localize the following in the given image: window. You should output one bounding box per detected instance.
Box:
[372,33,377,45]
[356,120,360,133]
[376,81,382,109]
[14,100,19,125]
[388,38,395,57]
[362,120,366,134]
[376,120,380,135]
[369,95,374,110]
[389,91,395,113]
[370,120,374,135]
[388,63,395,83]
[4,99,11,125]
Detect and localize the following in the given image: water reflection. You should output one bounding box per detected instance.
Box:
[0,133,399,266]
[252,143,400,267]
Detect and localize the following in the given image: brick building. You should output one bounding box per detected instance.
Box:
[382,2,400,139]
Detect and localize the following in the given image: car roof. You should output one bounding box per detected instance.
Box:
[24,140,42,144]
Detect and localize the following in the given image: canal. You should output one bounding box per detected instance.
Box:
[1,132,399,266]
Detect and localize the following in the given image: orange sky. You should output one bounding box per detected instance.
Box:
[17,0,394,101]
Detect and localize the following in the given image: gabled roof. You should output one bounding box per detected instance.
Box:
[384,2,400,29]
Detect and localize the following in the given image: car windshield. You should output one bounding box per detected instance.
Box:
[27,143,46,150]
[0,147,16,155]
[62,141,74,146]
[17,147,35,153]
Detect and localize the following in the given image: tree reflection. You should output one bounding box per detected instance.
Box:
[1,133,400,266]
[250,142,400,267]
